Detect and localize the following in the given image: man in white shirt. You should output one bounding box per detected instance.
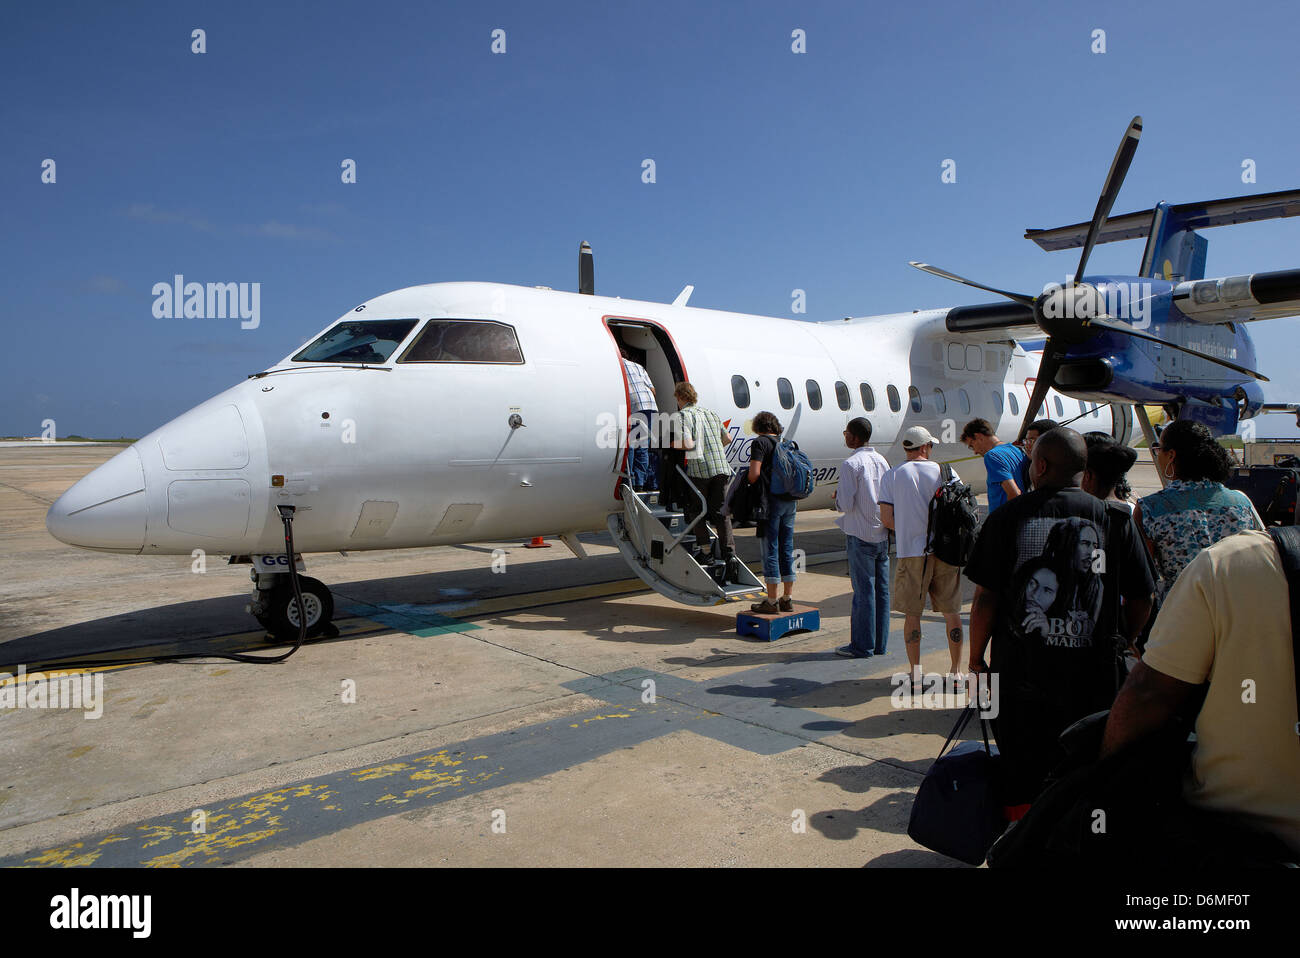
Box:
[620,345,659,491]
[879,426,966,684]
[834,417,892,658]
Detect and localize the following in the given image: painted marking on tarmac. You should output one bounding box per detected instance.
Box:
[2,666,857,868]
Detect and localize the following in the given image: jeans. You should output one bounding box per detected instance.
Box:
[628,411,658,490]
[845,535,890,655]
[761,497,798,584]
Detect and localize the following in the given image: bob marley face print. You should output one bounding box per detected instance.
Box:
[1011,516,1106,648]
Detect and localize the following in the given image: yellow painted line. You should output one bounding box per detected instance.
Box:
[0,662,136,686]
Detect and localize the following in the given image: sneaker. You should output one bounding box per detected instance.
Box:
[778,596,794,613]
[835,645,871,658]
[750,598,780,614]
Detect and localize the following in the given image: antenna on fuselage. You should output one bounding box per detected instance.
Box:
[579,241,594,295]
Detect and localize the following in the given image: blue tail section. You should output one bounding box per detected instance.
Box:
[1138,202,1208,281]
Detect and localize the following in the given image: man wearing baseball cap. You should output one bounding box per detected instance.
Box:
[879,426,966,686]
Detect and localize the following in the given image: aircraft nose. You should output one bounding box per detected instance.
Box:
[45,446,148,553]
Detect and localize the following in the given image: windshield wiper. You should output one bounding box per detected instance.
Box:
[249,364,393,379]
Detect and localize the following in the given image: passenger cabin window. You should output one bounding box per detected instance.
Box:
[806,379,823,410]
[1078,399,1087,416]
[934,388,947,414]
[887,385,901,413]
[398,320,524,364]
[835,381,851,411]
[992,391,1004,415]
[958,389,971,415]
[293,319,418,364]
[860,383,875,411]
[1008,393,1020,416]
[731,375,751,409]
[777,377,795,409]
[908,386,922,413]
[1054,396,1065,417]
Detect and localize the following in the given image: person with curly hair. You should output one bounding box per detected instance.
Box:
[746,410,798,613]
[1134,418,1263,599]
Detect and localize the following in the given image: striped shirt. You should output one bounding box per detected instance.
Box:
[622,359,658,413]
[679,404,731,478]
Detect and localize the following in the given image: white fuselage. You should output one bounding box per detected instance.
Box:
[46,282,1114,557]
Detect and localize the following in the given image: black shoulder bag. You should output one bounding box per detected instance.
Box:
[907,703,1005,866]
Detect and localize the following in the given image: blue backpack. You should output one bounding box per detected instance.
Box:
[769,438,815,500]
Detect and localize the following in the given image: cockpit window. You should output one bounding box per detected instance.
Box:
[292,319,418,364]
[398,320,524,364]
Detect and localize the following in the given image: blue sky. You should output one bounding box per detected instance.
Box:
[4,0,1299,438]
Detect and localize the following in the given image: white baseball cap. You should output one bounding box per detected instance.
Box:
[901,426,937,449]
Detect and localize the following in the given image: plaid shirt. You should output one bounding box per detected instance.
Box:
[622,359,658,413]
[679,403,731,479]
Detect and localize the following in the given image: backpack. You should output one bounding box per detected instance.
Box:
[925,463,980,567]
[769,438,816,500]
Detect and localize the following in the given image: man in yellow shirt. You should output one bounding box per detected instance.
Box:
[1102,529,1300,855]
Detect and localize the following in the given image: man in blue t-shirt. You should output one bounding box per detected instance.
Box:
[961,418,1027,515]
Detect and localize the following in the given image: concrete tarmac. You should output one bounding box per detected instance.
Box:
[0,443,1165,867]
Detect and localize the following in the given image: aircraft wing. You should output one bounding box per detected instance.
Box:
[1173,267,1300,324]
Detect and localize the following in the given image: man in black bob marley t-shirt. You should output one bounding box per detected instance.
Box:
[965,427,1155,808]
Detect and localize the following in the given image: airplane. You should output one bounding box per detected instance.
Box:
[44,116,1300,639]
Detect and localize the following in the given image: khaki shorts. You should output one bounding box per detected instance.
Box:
[892,555,962,616]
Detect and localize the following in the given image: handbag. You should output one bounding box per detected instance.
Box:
[907,704,1005,866]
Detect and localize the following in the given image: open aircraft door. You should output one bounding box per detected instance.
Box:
[606,474,764,606]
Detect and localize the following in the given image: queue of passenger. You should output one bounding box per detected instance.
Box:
[655,392,1296,862]
[834,417,1296,863]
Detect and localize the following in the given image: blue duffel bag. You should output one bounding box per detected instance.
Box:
[906,704,1006,866]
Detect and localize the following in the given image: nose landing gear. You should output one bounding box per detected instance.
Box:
[247,569,339,642]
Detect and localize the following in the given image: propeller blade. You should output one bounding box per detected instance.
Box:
[1018,341,1068,443]
[1087,316,1270,382]
[908,262,1035,307]
[1075,115,1143,284]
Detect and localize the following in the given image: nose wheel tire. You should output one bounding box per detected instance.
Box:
[256,576,335,641]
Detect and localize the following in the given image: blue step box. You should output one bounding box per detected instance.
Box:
[736,604,820,642]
